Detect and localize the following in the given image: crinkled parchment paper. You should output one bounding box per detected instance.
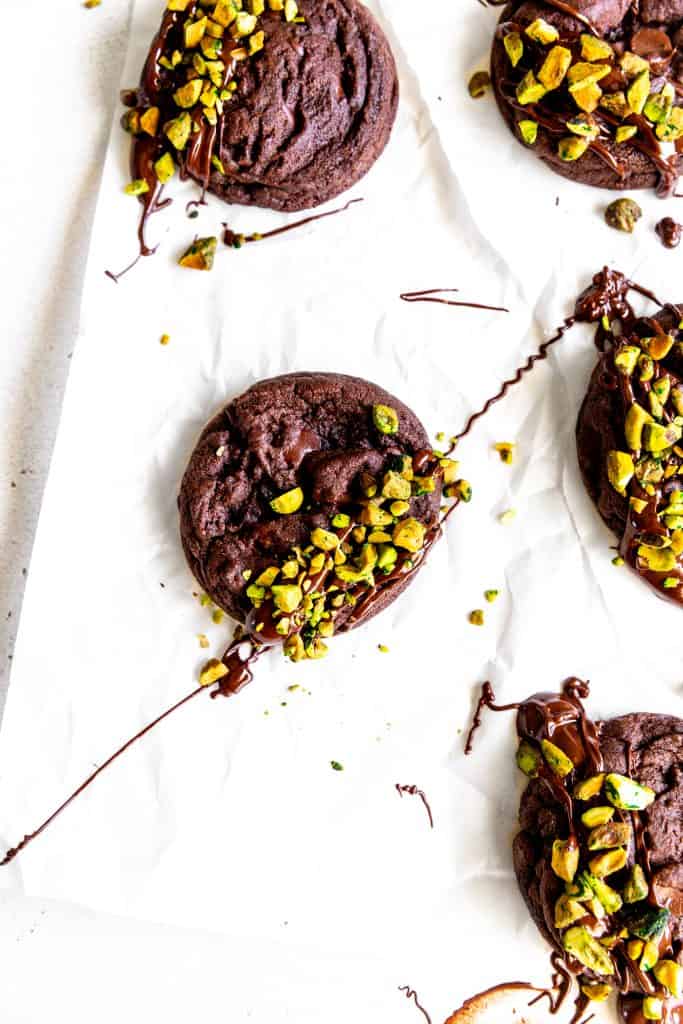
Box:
[0,1,681,1020]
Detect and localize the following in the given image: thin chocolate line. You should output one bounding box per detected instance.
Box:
[398,986,432,1024]
[400,288,509,314]
[395,784,434,829]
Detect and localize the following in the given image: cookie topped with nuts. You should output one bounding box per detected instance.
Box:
[178,373,466,666]
[512,680,683,1024]
[121,0,398,251]
[490,1,683,196]
[577,294,683,605]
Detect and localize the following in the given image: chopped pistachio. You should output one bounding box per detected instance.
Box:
[627,906,671,941]
[185,16,208,48]
[516,739,540,777]
[124,179,150,196]
[571,81,603,114]
[121,110,141,134]
[198,633,210,648]
[330,760,344,771]
[311,528,339,552]
[641,941,659,971]
[574,773,605,800]
[587,821,632,851]
[605,773,655,810]
[178,236,217,270]
[525,18,559,44]
[284,0,298,20]
[499,508,516,524]
[567,114,599,140]
[600,91,630,118]
[271,584,302,613]
[516,71,546,106]
[154,152,176,184]
[624,864,648,904]
[581,983,612,1003]
[232,11,257,36]
[503,32,523,67]
[538,46,572,91]
[616,125,639,145]
[449,479,472,502]
[581,806,614,828]
[580,35,613,61]
[484,589,499,603]
[643,421,682,453]
[519,119,538,145]
[612,556,625,567]
[551,837,579,882]
[627,69,651,115]
[160,333,171,346]
[621,51,649,77]
[625,403,653,450]
[377,644,389,654]
[249,30,265,54]
[372,404,399,435]
[589,847,628,878]
[643,999,664,1021]
[140,107,160,135]
[393,518,426,553]
[382,471,412,501]
[164,111,192,150]
[555,893,586,929]
[605,197,642,234]
[653,961,683,998]
[568,62,612,88]
[270,487,304,515]
[606,451,635,495]
[468,71,491,99]
[644,84,674,125]
[494,442,515,465]
[614,346,640,376]
[167,0,193,9]
[586,872,623,914]
[174,79,204,108]
[562,926,614,976]
[199,657,228,687]
[469,609,485,626]
[212,608,224,624]
[541,739,574,778]
[558,136,590,161]
[642,332,675,360]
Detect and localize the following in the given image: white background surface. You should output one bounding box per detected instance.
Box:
[1,2,682,1023]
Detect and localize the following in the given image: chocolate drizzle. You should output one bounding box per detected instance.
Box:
[656,217,682,249]
[399,288,510,314]
[395,784,435,829]
[223,198,363,249]
[398,985,432,1024]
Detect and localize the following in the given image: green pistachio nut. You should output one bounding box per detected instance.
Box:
[516,71,547,106]
[642,421,682,453]
[605,773,655,810]
[581,983,612,1003]
[164,111,192,150]
[638,545,677,573]
[627,69,651,115]
[616,125,639,144]
[605,198,642,234]
[178,236,217,270]
[589,848,628,878]
[558,136,590,161]
[554,894,586,929]
[154,153,176,183]
[606,451,635,495]
[382,471,412,501]
[585,873,623,914]
[503,31,523,67]
[538,46,572,90]
[626,906,671,941]
[587,821,632,851]
[573,774,605,800]
[562,926,615,976]
[581,806,614,828]
[525,17,559,44]
[392,518,426,553]
[270,487,304,514]
[642,998,664,1021]
[653,961,683,998]
[516,739,540,777]
[625,403,653,450]
[541,738,574,778]
[580,35,614,61]
[623,864,649,904]
[518,119,538,145]
[372,404,399,435]
[552,838,580,882]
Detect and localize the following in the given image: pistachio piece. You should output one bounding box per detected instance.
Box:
[164,111,192,150]
[639,354,655,382]
[643,421,682,453]
[640,940,659,972]
[525,18,559,44]
[174,79,204,109]
[600,91,630,118]
[638,545,677,573]
[393,518,426,553]
[372,404,399,435]
[614,346,641,376]
[516,71,547,106]
[653,961,683,997]
[616,125,639,144]
[213,2,237,27]
[360,504,393,528]
[574,774,605,800]
[568,62,612,88]
[605,773,655,811]
[625,403,653,450]
[469,609,485,626]
[124,179,150,196]
[605,198,642,234]
[541,739,574,778]
[586,872,623,914]
[581,806,614,828]
[468,71,491,99]
[627,69,651,115]
[249,31,265,55]
[389,500,409,517]
[376,545,397,572]
[199,658,228,687]
[516,739,540,777]
[581,983,612,1003]
[450,480,472,502]
[555,894,586,929]
[606,451,635,495]
[641,333,675,360]
[587,821,632,851]
[653,377,671,404]
[552,837,580,882]
[621,52,649,77]
[311,528,338,551]
[580,35,613,62]
[567,114,599,140]
[334,564,372,585]
[630,497,648,515]
[484,589,499,603]
[643,998,664,1021]
[644,84,674,125]
[271,584,302,613]
[439,457,459,484]
[657,107,683,142]
[168,0,193,8]
[558,136,590,161]
[562,926,614,976]
[624,865,649,904]
[140,106,160,135]
[571,81,603,114]
[255,566,279,587]
[270,487,304,514]
[283,0,298,20]
[503,32,523,67]
[628,939,644,960]
[185,16,208,48]
[121,110,141,135]
[412,475,435,496]
[232,11,257,36]
[246,583,265,605]
[494,442,515,465]
[331,513,350,529]
[589,848,628,877]
[154,152,176,183]
[626,906,671,941]
[567,870,593,902]
[539,46,572,90]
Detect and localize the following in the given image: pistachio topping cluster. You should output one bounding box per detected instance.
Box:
[500,15,683,182]
[604,318,683,597]
[122,0,303,197]
[516,739,681,1020]
[233,407,468,665]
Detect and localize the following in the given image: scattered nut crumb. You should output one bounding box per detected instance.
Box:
[378,644,390,653]
[494,442,515,465]
[499,509,517,525]
[469,609,485,626]
[212,609,224,625]
[484,589,499,603]
[330,760,344,772]
[160,333,170,346]
[198,634,210,649]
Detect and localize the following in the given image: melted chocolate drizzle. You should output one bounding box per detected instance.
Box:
[395,784,435,829]
[223,198,363,249]
[656,217,682,249]
[399,288,510,314]
[398,985,432,1024]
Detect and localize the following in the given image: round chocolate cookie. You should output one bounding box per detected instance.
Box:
[130,0,398,215]
[490,1,683,196]
[513,709,683,957]
[576,301,683,605]
[178,372,441,633]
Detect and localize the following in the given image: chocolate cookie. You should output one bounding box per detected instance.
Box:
[509,681,683,1022]
[576,298,683,605]
[490,0,683,196]
[124,0,398,244]
[178,373,444,646]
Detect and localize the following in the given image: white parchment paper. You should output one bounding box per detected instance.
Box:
[0,1,682,1020]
